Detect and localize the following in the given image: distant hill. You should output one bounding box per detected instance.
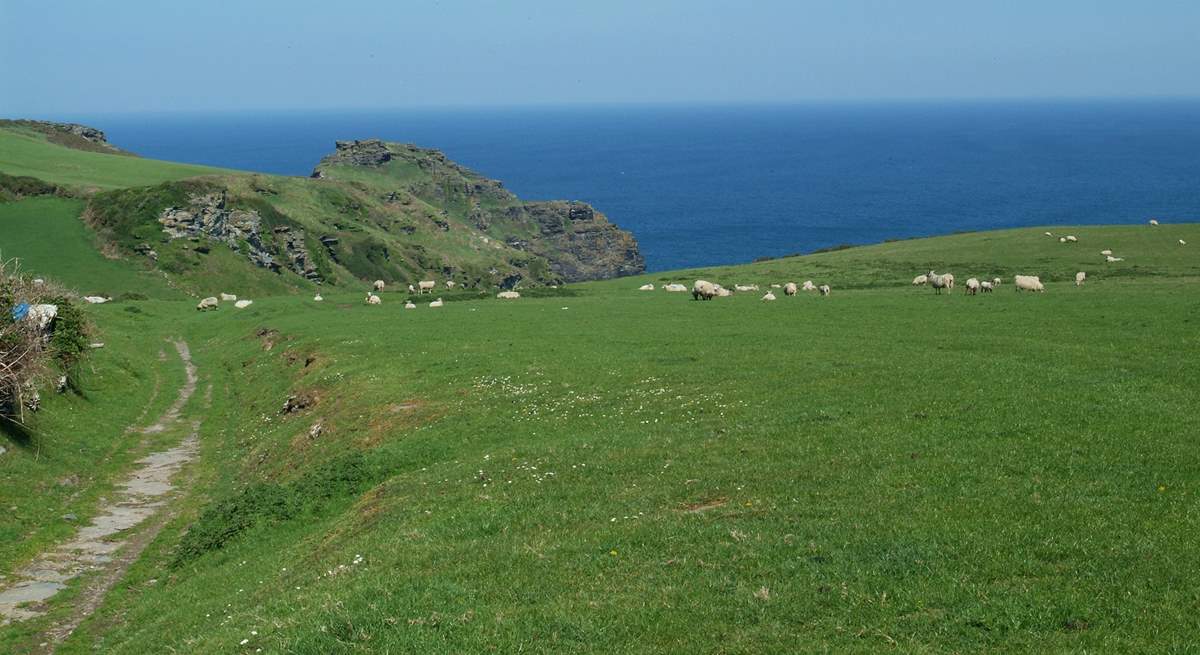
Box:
[0,121,644,296]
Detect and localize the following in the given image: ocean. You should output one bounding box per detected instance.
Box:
[74,101,1200,272]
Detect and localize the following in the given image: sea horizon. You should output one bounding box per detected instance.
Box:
[29,99,1200,271]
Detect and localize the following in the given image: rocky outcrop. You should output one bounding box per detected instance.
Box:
[158,191,322,281]
[0,120,127,155]
[509,201,646,280]
[310,140,392,177]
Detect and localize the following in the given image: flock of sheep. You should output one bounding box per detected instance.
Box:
[638,280,831,301]
[196,292,253,311]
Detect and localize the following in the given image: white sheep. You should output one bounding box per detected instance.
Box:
[1100,249,1113,256]
[992,277,1002,287]
[912,274,928,286]
[715,285,733,297]
[429,297,444,308]
[1059,237,1067,243]
[784,282,798,296]
[220,293,237,301]
[408,284,416,293]
[761,291,776,301]
[1075,271,1086,286]
[366,293,382,305]
[818,285,831,296]
[446,280,456,289]
[1149,219,1160,226]
[235,299,254,308]
[692,280,717,300]
[770,284,782,289]
[734,284,759,292]
[980,281,994,292]
[373,280,385,292]
[638,283,655,291]
[663,283,688,292]
[944,273,955,289]
[197,297,219,311]
[1044,231,1053,237]
[1106,255,1124,262]
[404,301,417,309]
[418,280,436,294]
[32,278,45,285]
[82,296,109,304]
[1180,240,1187,245]
[1014,275,1045,292]
[965,278,980,295]
[802,280,816,292]
[1066,235,1078,242]
[313,294,323,302]
[497,291,520,299]
[927,271,950,294]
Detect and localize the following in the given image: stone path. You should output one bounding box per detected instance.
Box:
[0,340,200,651]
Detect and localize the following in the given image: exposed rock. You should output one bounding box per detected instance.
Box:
[158,191,322,282]
[311,139,392,176]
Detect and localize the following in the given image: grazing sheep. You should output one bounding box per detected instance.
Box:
[373,280,386,292]
[446,280,456,289]
[1106,255,1124,262]
[802,280,816,292]
[313,294,323,302]
[429,297,444,308]
[197,297,219,311]
[404,301,417,309]
[927,271,950,294]
[497,291,521,299]
[1100,249,1113,256]
[1066,235,1078,242]
[366,293,382,305]
[734,284,759,292]
[663,283,688,292]
[992,277,1002,287]
[1075,271,1086,286]
[638,283,655,291]
[82,296,109,304]
[761,291,777,301]
[1149,219,1159,226]
[408,284,416,293]
[944,274,955,289]
[418,280,436,294]
[1180,240,1187,245]
[235,299,254,308]
[1059,237,1067,243]
[715,285,733,297]
[220,293,237,302]
[965,278,980,295]
[1014,275,1045,292]
[818,285,831,296]
[980,281,994,292]
[1044,231,1053,237]
[784,282,798,296]
[770,284,782,289]
[692,280,717,300]
[912,274,928,286]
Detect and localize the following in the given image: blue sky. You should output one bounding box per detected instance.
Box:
[3,0,1198,114]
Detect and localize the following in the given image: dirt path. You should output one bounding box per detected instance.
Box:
[0,340,200,650]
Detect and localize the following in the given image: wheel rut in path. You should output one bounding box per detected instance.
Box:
[0,340,201,651]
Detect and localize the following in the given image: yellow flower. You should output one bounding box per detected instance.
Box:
[609,549,618,556]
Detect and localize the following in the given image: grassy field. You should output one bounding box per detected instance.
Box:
[0,127,228,191]
[0,218,1196,652]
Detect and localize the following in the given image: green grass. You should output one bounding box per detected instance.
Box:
[0,222,1184,653]
[0,127,228,191]
[0,197,179,298]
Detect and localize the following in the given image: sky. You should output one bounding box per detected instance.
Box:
[2,0,1199,115]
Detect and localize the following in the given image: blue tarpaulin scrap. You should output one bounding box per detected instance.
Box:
[11,303,30,321]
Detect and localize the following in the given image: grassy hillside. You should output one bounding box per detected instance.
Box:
[0,126,227,190]
[0,197,179,298]
[1,222,1196,652]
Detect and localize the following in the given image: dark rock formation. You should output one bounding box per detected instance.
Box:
[158,191,322,281]
[310,139,392,177]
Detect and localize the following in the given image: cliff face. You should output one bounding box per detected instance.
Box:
[312,140,645,282]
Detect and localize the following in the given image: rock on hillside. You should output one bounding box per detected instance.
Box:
[0,119,130,155]
[312,140,645,282]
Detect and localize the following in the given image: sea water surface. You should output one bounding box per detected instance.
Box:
[71,101,1200,271]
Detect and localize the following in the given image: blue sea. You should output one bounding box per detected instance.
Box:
[73,101,1200,272]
